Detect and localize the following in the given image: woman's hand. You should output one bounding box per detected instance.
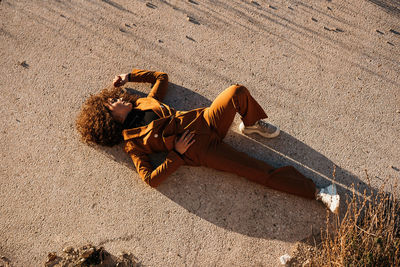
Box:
[174,130,195,155]
[113,73,129,87]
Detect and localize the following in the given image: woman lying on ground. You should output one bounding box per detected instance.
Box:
[76,68,340,213]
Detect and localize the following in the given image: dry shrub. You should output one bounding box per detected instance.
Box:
[291,178,400,267]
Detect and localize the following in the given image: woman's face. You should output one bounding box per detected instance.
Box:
[106,97,133,123]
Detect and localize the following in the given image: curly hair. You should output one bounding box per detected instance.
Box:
[76,86,140,147]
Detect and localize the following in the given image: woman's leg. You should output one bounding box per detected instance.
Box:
[203,84,268,139]
[203,141,317,199]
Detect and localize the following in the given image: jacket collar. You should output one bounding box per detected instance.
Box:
[122,120,155,140]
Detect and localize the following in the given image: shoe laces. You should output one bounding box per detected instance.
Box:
[256,120,270,131]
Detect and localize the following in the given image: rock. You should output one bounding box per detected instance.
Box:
[311,17,318,22]
[251,1,260,6]
[45,252,60,266]
[376,29,384,34]
[81,247,95,258]
[0,256,10,267]
[46,244,136,266]
[0,256,9,261]
[77,257,86,264]
[389,29,400,35]
[146,2,156,8]
[185,35,196,42]
[117,251,126,258]
[280,253,291,265]
[47,252,57,262]
[186,15,199,24]
[62,246,74,254]
[19,60,29,68]
[123,252,132,259]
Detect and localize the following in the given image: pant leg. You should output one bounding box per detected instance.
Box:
[203,84,268,139]
[202,141,317,199]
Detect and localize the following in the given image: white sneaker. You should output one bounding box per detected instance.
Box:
[317,184,340,214]
[239,120,280,138]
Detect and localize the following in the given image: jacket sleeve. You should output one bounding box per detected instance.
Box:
[129,149,184,187]
[129,69,169,101]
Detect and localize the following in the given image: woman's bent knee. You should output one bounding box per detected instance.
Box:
[229,84,249,96]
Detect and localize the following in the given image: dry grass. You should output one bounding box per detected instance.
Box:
[291,176,400,267]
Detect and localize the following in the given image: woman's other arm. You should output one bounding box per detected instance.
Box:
[113,69,169,101]
[126,131,195,187]
[129,150,184,187]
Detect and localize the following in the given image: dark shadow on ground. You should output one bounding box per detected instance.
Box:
[366,0,400,17]
[101,83,377,241]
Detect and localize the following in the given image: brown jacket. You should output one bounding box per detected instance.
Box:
[123,69,211,187]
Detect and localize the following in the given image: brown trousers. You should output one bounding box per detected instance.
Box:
[200,85,316,199]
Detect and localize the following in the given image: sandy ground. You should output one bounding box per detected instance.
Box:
[1,0,399,266]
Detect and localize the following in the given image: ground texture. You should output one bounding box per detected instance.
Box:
[1,0,399,266]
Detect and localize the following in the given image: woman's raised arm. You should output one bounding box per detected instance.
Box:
[113,69,169,101]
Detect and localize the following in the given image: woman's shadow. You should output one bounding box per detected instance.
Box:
[102,83,376,242]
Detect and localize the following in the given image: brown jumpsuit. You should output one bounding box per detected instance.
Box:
[123,69,316,199]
